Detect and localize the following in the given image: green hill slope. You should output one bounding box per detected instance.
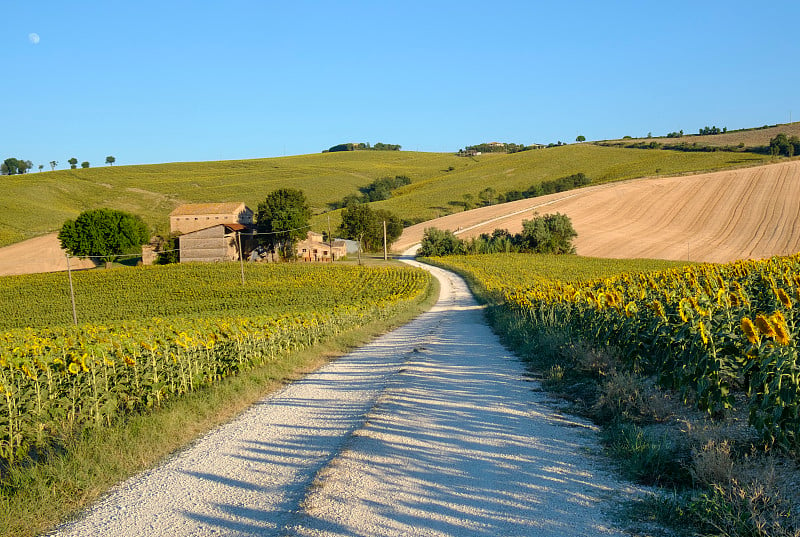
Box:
[1,146,769,248]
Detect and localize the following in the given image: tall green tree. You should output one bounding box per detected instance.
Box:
[338,203,402,252]
[49,160,58,171]
[2,158,20,175]
[68,157,78,169]
[105,155,115,166]
[81,161,90,169]
[256,188,311,260]
[338,203,375,252]
[58,208,150,263]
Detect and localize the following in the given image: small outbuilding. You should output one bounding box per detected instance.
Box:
[178,223,254,263]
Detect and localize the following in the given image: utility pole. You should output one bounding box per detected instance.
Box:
[66,254,78,326]
[383,220,387,261]
[237,231,245,285]
[328,214,333,262]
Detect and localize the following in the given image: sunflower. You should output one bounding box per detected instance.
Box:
[754,315,776,339]
[651,300,667,321]
[741,317,760,345]
[776,288,793,309]
[770,311,791,345]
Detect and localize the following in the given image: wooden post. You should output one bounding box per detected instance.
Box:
[328,215,333,262]
[383,220,387,261]
[238,231,245,285]
[66,254,78,326]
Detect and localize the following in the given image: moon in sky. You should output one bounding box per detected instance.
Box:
[28,33,40,45]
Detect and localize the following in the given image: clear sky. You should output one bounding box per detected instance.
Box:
[4,1,799,168]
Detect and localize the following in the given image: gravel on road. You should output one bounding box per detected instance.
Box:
[48,260,637,537]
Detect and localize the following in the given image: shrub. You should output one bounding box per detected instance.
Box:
[417,228,465,257]
[602,422,690,486]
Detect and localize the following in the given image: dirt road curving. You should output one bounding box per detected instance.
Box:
[48,261,636,537]
[395,160,800,263]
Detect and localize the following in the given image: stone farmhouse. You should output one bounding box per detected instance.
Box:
[296,231,347,262]
[169,203,255,263]
[170,202,254,235]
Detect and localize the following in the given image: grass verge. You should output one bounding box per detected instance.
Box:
[0,274,438,537]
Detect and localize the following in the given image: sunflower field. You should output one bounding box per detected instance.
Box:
[0,263,431,465]
[426,253,800,453]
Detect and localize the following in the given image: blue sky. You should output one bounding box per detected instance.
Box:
[3,1,799,167]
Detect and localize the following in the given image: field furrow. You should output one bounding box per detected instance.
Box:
[398,160,800,263]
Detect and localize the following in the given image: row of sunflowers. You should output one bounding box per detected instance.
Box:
[0,264,431,465]
[427,253,800,453]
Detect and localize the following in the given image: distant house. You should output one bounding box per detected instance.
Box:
[487,141,505,148]
[296,231,347,262]
[178,223,254,263]
[169,202,254,235]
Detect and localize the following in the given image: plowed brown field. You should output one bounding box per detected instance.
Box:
[394,160,800,263]
[0,234,96,276]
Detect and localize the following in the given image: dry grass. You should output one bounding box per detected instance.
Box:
[602,121,800,149]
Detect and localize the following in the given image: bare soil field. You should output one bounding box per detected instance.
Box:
[0,234,96,276]
[395,159,800,263]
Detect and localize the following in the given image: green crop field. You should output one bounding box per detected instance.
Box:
[0,261,429,330]
[421,253,688,296]
[1,145,770,248]
[0,261,432,465]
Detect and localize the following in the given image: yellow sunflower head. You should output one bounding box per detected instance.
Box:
[776,288,793,309]
[754,315,776,339]
[741,317,760,345]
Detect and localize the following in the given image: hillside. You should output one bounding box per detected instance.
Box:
[599,121,800,149]
[396,159,800,263]
[1,145,769,249]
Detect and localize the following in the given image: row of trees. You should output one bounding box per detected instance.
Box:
[699,126,727,135]
[324,142,401,153]
[331,175,411,208]
[1,158,34,175]
[418,213,577,257]
[456,173,591,210]
[461,142,537,154]
[2,156,116,174]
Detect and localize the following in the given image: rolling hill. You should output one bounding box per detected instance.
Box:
[1,145,770,249]
[395,159,800,263]
[599,121,800,150]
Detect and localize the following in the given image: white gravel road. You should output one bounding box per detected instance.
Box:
[48,260,636,537]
